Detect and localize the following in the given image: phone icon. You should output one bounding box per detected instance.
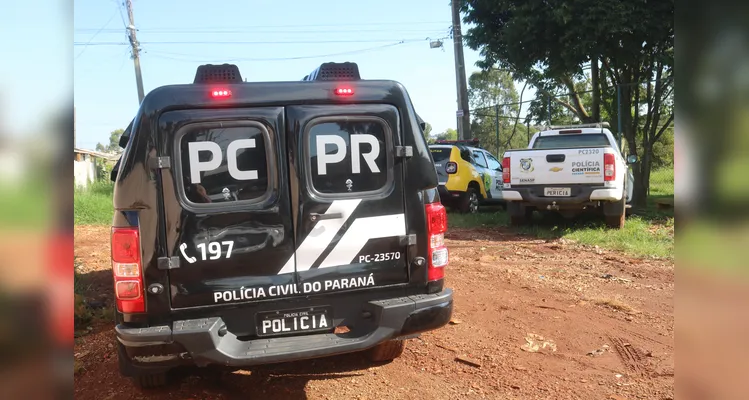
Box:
[179,243,197,264]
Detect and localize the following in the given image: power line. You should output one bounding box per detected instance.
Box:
[74,37,444,46]
[75,8,121,59]
[471,76,674,114]
[73,20,452,32]
[111,0,127,27]
[75,28,450,35]
[144,40,429,63]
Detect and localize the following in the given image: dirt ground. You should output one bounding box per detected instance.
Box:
[73,225,674,400]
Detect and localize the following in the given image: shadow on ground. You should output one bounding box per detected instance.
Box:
[140,352,387,400]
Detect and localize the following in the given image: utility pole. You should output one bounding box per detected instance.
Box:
[125,0,145,104]
[451,0,471,140]
[591,56,600,121]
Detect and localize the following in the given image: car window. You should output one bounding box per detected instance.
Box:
[429,147,452,163]
[472,150,488,168]
[486,153,502,171]
[532,133,611,149]
[307,119,390,195]
[179,124,270,205]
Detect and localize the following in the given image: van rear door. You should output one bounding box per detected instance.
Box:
[286,104,409,293]
[157,107,297,309]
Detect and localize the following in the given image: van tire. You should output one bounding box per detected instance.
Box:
[133,372,168,389]
[368,339,406,362]
[458,188,480,214]
[118,342,169,389]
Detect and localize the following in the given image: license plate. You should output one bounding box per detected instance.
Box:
[256,306,332,337]
[544,187,571,197]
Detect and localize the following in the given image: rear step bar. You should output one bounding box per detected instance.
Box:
[116,289,452,367]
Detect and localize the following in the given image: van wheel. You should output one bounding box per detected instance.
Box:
[133,372,168,389]
[368,339,406,362]
[118,342,169,389]
[459,188,480,214]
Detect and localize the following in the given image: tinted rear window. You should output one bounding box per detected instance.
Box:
[307,119,390,195]
[179,123,270,205]
[532,133,610,149]
[429,147,452,162]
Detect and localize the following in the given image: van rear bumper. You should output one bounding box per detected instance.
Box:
[116,288,453,369]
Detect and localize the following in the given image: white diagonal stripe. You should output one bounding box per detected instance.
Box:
[317,214,406,269]
[277,199,362,274]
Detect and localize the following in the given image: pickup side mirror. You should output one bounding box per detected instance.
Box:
[626,154,638,164]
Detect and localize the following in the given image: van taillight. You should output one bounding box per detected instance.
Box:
[425,202,448,281]
[502,157,511,184]
[111,227,145,313]
[445,162,458,174]
[604,153,615,181]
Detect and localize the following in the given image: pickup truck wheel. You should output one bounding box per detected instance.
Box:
[508,203,533,226]
[368,339,406,362]
[458,188,480,214]
[604,199,626,229]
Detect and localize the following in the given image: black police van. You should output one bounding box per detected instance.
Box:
[109,62,453,388]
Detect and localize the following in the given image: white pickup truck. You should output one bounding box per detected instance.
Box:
[500,123,637,228]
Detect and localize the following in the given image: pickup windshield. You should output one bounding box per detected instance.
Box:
[532,133,610,149]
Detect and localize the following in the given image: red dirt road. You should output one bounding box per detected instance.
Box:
[74,225,674,399]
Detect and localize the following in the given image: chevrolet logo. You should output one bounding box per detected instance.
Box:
[549,167,563,172]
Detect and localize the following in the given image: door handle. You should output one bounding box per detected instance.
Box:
[310,212,343,222]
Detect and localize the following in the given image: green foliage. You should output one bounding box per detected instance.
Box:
[461,0,674,207]
[435,128,458,141]
[467,69,530,155]
[95,128,125,154]
[651,128,674,168]
[74,181,114,225]
[422,122,433,143]
[94,159,117,182]
[649,166,674,197]
[461,0,674,77]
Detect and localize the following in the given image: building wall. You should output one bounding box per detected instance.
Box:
[74,155,97,187]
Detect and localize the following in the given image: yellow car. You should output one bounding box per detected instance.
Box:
[429,139,505,213]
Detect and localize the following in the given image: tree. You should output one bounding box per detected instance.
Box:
[462,0,674,208]
[96,129,125,154]
[467,69,528,156]
[422,122,433,143]
[434,128,458,141]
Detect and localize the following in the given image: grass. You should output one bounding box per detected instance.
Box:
[74,180,114,225]
[649,166,674,198]
[449,207,674,259]
[451,167,675,259]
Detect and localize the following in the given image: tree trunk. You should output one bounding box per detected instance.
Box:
[633,142,653,210]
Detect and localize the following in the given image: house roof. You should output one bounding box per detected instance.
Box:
[74,147,119,160]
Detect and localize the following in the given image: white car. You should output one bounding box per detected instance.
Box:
[500,123,637,228]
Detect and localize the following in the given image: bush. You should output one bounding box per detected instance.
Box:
[74,181,114,225]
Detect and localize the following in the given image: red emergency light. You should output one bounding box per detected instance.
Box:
[211,89,232,98]
[334,87,354,96]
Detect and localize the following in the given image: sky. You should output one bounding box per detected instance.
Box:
[73,0,532,150]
